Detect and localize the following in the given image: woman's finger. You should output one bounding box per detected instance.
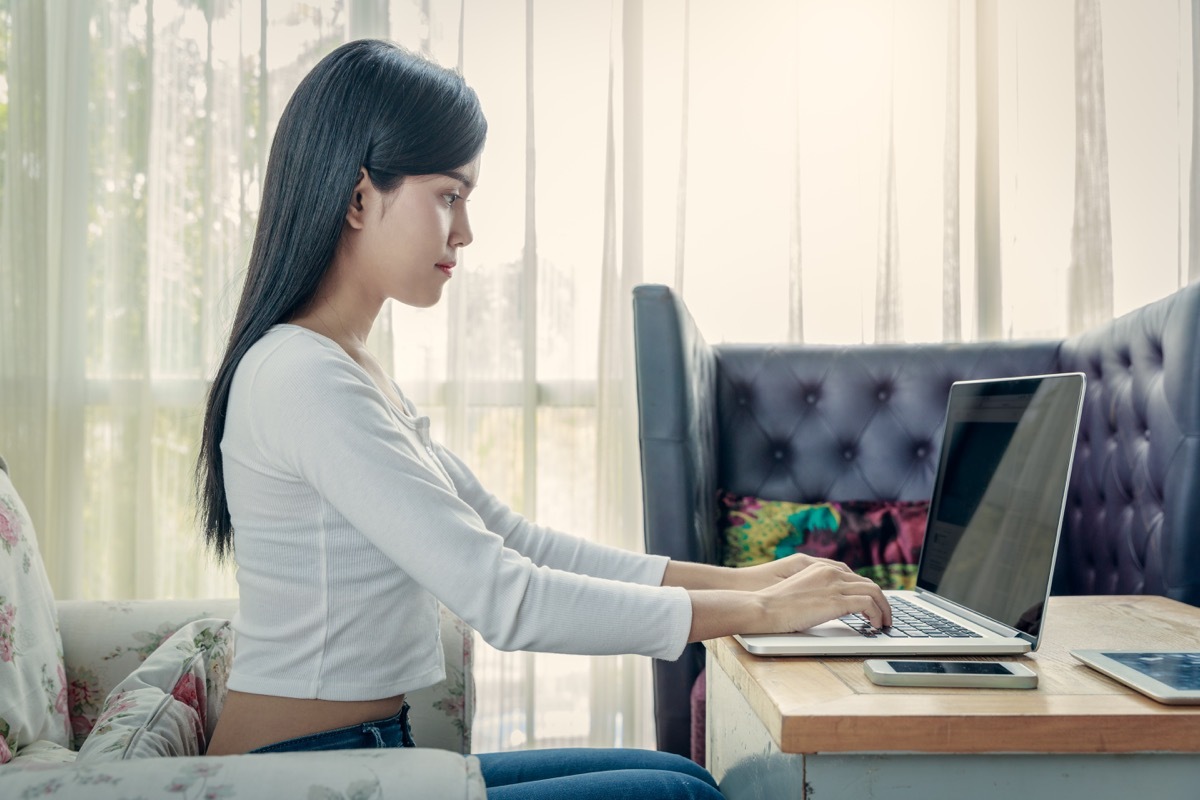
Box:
[841,584,891,629]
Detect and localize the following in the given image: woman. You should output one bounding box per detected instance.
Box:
[196,39,889,799]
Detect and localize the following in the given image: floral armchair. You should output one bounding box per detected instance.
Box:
[0,456,485,799]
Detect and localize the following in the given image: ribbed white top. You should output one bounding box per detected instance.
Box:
[220,325,691,701]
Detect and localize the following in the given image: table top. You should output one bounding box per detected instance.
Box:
[706,595,1200,754]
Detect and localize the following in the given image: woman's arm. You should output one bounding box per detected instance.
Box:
[435,440,890,637]
[435,434,891,637]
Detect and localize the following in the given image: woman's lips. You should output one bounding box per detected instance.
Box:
[437,263,455,277]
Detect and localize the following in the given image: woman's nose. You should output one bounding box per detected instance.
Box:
[452,208,473,249]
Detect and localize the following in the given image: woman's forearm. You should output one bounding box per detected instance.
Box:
[662,560,767,592]
[685,590,767,641]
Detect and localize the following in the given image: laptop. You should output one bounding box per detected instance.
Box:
[735,372,1086,656]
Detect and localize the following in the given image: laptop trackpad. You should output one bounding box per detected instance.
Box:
[801,621,871,638]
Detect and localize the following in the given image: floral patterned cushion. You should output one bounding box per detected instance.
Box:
[75,618,232,761]
[0,456,71,762]
[720,491,929,589]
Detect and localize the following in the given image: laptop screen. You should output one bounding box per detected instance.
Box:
[916,374,1085,642]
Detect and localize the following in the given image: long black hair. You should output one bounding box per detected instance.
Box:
[196,40,487,560]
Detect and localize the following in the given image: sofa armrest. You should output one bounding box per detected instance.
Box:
[0,749,485,799]
[59,599,475,754]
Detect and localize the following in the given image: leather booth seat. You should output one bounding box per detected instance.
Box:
[632,282,1200,759]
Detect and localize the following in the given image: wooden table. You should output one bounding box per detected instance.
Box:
[706,595,1200,800]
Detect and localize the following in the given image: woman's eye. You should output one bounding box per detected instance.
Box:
[443,193,461,207]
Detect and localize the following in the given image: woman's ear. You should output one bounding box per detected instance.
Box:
[345,168,371,230]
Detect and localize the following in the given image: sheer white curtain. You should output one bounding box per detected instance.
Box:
[0,0,1195,755]
[643,0,1192,344]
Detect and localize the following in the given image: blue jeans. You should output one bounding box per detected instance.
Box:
[476,748,722,800]
[248,703,416,752]
[249,705,723,799]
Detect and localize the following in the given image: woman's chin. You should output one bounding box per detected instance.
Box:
[395,288,445,310]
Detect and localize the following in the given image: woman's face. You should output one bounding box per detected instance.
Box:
[352,158,480,309]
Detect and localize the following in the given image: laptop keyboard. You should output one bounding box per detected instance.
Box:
[839,597,983,639]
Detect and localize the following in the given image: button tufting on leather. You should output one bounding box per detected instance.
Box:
[915,445,928,458]
[805,393,818,405]
[843,447,856,461]
[877,389,889,402]
[773,449,785,460]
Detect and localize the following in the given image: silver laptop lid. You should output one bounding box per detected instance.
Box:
[915,373,1085,648]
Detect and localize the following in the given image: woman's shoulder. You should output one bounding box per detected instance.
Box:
[244,324,347,370]
[235,325,365,396]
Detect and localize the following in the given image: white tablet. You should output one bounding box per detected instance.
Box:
[1072,650,1200,705]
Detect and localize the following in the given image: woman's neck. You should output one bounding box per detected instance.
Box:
[290,286,379,354]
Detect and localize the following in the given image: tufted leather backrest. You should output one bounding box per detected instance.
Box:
[715,343,1058,503]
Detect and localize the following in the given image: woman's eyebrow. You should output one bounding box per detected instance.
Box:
[439,170,474,189]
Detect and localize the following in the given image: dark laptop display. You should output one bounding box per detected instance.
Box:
[916,375,1084,643]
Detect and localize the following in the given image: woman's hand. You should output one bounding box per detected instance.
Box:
[685,562,891,642]
[756,562,891,633]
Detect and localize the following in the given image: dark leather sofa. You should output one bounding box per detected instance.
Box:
[632,281,1200,759]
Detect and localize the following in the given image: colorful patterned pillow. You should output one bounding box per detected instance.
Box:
[720,491,928,589]
[0,456,71,763]
[75,618,232,761]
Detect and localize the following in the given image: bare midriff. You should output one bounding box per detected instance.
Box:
[204,691,407,755]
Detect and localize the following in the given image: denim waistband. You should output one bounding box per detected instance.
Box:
[250,701,415,753]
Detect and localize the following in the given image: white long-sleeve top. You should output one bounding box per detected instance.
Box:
[221,325,692,701]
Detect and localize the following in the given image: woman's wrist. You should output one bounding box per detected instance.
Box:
[685,589,768,642]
